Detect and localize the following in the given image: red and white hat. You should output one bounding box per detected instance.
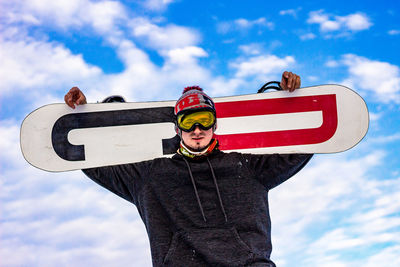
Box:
[174,86,216,116]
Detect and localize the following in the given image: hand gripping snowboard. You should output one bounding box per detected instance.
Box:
[20,85,369,172]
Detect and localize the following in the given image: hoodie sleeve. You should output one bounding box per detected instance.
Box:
[242,153,313,190]
[82,161,152,205]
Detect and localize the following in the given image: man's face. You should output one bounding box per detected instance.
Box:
[181,126,214,151]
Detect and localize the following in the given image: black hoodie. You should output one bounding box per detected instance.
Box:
[83,151,312,266]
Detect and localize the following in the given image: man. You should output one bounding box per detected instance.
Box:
[64,71,311,266]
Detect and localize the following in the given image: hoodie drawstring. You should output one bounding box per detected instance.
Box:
[207,158,228,223]
[182,157,228,223]
[183,157,207,222]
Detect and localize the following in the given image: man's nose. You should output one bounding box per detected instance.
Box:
[193,125,202,134]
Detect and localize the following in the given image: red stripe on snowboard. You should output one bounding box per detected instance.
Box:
[215,94,338,150]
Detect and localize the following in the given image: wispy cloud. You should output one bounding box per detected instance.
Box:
[270,150,400,266]
[217,17,274,34]
[341,54,400,103]
[279,7,302,18]
[388,29,400,35]
[129,18,202,51]
[0,1,206,104]
[1,0,127,34]
[304,175,400,266]
[238,43,265,55]
[323,54,400,103]
[325,59,340,68]
[0,36,103,96]
[299,32,316,40]
[368,133,400,144]
[229,55,295,79]
[307,10,372,38]
[141,0,176,11]
[0,0,295,107]
[0,121,152,266]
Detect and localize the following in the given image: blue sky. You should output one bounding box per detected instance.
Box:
[1,0,400,266]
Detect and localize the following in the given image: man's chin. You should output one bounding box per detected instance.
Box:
[190,144,206,152]
[186,142,207,152]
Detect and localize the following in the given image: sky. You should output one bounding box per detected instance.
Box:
[1,0,400,266]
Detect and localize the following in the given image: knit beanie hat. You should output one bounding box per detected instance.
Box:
[174,86,216,116]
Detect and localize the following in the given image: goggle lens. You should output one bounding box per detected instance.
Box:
[177,111,216,132]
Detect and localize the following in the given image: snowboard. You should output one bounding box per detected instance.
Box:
[20,85,369,172]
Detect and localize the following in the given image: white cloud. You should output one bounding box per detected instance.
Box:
[325,59,339,68]
[309,228,365,251]
[216,21,232,34]
[369,133,400,144]
[208,77,245,96]
[388,29,400,35]
[307,75,319,82]
[129,18,201,51]
[0,0,213,103]
[269,150,400,267]
[368,112,382,122]
[307,10,372,37]
[300,32,316,40]
[339,13,373,31]
[303,175,400,265]
[320,20,341,32]
[237,42,282,56]
[2,0,127,34]
[0,37,103,96]
[279,8,302,18]
[163,46,208,64]
[0,6,204,103]
[230,55,295,79]
[234,17,274,30]
[217,17,274,34]
[364,245,400,267]
[85,0,128,34]
[0,120,24,169]
[1,193,152,266]
[142,0,175,11]
[0,11,294,105]
[341,54,400,103]
[307,10,329,24]
[102,39,215,101]
[238,43,264,55]
[0,121,152,266]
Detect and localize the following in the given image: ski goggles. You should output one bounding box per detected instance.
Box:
[177,110,216,132]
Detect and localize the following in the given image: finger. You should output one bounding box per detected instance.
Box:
[281,71,289,90]
[287,72,294,91]
[283,71,289,79]
[290,73,300,92]
[290,75,299,91]
[76,94,87,105]
[68,96,76,109]
[64,93,74,108]
[295,75,301,89]
[291,74,298,92]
